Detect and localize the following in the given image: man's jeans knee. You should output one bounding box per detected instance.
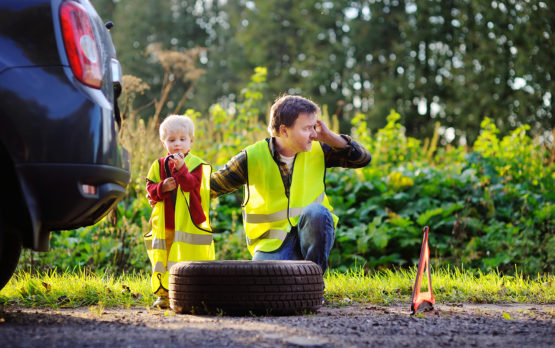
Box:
[252,203,335,273]
[297,203,335,272]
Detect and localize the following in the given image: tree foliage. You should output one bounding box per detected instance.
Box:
[94,0,553,142]
[17,69,554,276]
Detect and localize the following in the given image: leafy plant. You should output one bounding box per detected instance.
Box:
[16,68,554,277]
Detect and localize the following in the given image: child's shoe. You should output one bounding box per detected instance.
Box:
[153,296,169,309]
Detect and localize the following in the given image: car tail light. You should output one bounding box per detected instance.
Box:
[60,1,102,88]
[81,184,97,195]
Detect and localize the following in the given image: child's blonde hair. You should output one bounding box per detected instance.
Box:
[159,114,194,141]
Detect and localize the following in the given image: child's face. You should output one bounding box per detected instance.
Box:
[162,127,193,155]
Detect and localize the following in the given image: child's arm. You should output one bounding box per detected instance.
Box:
[172,163,202,192]
[146,179,174,201]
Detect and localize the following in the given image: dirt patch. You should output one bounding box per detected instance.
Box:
[0,303,553,347]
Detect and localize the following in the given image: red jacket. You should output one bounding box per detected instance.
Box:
[146,154,206,229]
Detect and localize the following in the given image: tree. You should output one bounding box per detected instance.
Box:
[94,0,553,142]
[95,0,211,118]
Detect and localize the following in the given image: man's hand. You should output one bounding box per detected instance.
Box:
[161,177,177,192]
[315,119,348,149]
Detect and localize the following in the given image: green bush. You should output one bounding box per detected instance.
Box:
[18,69,554,276]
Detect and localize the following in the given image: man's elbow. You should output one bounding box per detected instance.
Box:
[362,154,371,167]
[353,153,371,168]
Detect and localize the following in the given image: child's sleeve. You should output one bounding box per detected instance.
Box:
[145,160,171,201]
[172,163,202,192]
[146,180,171,202]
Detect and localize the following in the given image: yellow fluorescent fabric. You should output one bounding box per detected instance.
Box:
[243,140,338,255]
[144,154,214,295]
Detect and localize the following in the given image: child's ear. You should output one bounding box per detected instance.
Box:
[190,136,194,143]
[161,139,169,151]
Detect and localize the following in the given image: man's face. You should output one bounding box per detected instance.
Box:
[162,127,193,155]
[281,112,317,154]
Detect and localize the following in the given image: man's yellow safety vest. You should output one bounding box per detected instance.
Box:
[242,140,338,256]
[144,153,214,295]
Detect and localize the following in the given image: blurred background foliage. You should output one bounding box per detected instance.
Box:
[92,0,553,144]
[18,68,554,276]
[16,0,555,276]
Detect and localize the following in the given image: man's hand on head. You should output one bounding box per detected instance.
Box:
[315,119,348,149]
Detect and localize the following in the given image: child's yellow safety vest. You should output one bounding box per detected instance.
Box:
[144,153,214,295]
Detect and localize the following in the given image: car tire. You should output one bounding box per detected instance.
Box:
[0,212,22,290]
[169,260,324,315]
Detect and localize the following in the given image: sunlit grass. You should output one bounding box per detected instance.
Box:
[1,266,553,309]
[323,266,555,306]
[0,269,154,309]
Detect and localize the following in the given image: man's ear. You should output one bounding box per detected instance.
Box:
[279,124,288,137]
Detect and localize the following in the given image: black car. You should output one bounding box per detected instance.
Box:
[0,0,130,289]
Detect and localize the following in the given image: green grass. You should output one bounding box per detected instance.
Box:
[324,266,555,305]
[0,269,154,309]
[1,267,553,309]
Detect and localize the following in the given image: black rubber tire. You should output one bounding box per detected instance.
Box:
[169,260,323,315]
[0,212,22,291]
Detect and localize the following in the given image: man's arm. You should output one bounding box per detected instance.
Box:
[315,119,371,168]
[321,135,371,168]
[210,151,248,199]
[315,119,348,149]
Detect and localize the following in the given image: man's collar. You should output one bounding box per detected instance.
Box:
[267,137,282,163]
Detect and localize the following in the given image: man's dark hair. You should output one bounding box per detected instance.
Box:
[268,94,320,136]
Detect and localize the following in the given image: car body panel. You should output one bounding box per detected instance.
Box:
[0,0,130,254]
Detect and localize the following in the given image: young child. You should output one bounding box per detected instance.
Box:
[144,114,214,309]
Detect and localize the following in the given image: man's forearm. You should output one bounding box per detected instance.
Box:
[322,132,348,149]
[210,151,248,199]
[323,136,371,168]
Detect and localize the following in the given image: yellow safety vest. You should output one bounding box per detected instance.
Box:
[243,140,338,255]
[144,153,214,295]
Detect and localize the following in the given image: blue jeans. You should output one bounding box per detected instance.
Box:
[252,203,335,273]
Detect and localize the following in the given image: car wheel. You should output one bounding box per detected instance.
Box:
[0,213,22,290]
[169,260,324,315]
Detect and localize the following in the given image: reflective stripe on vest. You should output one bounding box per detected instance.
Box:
[144,230,214,250]
[243,140,337,255]
[243,192,326,223]
[144,153,215,295]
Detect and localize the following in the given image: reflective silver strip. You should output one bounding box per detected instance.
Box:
[167,261,178,270]
[244,192,325,223]
[244,209,288,223]
[174,230,213,245]
[246,229,288,245]
[153,262,166,273]
[111,58,122,83]
[151,238,167,250]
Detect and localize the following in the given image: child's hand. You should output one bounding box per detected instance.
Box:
[146,193,156,207]
[169,152,185,170]
[161,177,177,192]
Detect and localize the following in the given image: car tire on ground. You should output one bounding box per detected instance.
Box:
[169,260,324,315]
[0,212,22,290]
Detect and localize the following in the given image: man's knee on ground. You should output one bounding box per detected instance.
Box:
[298,203,334,241]
[301,203,332,221]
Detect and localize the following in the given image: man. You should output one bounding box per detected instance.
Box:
[211,94,371,272]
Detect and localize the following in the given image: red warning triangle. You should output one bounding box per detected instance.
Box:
[411,226,435,313]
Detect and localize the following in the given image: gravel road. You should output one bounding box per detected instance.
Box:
[1,303,553,347]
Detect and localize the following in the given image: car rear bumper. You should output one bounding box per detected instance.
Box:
[15,163,130,230]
